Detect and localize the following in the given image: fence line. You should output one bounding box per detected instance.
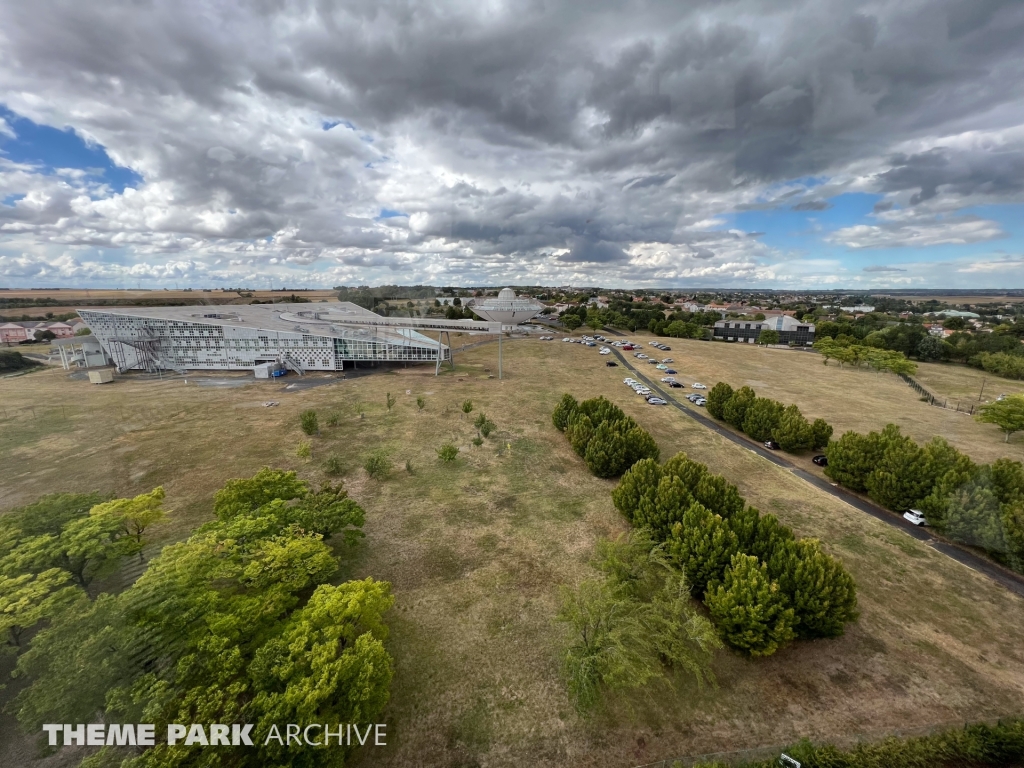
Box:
[898,372,975,415]
[632,714,1017,768]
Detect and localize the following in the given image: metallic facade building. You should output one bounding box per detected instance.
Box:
[469,288,544,325]
[79,303,501,373]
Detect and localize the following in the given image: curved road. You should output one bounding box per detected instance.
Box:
[606,343,1024,599]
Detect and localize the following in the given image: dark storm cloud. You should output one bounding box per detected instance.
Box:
[0,0,1023,286]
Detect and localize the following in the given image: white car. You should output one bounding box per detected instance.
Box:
[656,364,668,370]
[660,376,676,383]
[647,397,667,405]
[691,383,707,389]
[649,341,659,346]
[903,509,927,526]
[599,349,610,355]
[662,358,673,363]
[636,353,648,359]
[562,337,572,342]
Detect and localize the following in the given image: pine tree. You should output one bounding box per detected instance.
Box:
[623,425,660,468]
[768,539,858,638]
[943,472,1010,553]
[552,393,579,431]
[612,459,662,524]
[742,397,785,441]
[722,386,757,430]
[991,458,1024,504]
[585,422,630,478]
[705,554,795,657]
[727,505,762,551]
[706,382,734,420]
[692,473,745,519]
[565,412,594,457]
[810,418,833,450]
[635,475,692,539]
[665,503,740,596]
[773,405,814,452]
[662,452,708,491]
[865,425,934,511]
[747,513,795,564]
[824,430,884,491]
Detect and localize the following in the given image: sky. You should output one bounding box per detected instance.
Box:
[1,0,1024,290]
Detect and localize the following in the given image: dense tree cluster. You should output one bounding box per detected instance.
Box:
[705,383,832,453]
[558,300,719,335]
[552,395,659,477]
[0,350,41,373]
[813,338,917,375]
[3,470,388,767]
[613,453,858,656]
[825,426,1024,573]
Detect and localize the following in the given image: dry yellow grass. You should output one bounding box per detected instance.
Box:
[2,340,1024,768]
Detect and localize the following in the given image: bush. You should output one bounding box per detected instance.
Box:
[552,393,579,431]
[767,539,859,638]
[0,350,41,373]
[555,395,658,478]
[300,409,319,436]
[325,412,340,427]
[437,443,459,463]
[472,436,483,447]
[323,455,343,475]
[363,449,392,479]
[296,440,312,459]
[461,400,473,415]
[705,554,796,657]
[706,382,733,420]
[416,396,426,410]
[480,419,495,438]
[386,392,397,411]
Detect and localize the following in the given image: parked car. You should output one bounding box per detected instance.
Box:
[656,363,668,370]
[668,381,683,388]
[660,376,675,382]
[649,341,659,346]
[605,361,618,367]
[903,509,927,526]
[647,397,667,405]
[686,394,700,402]
[660,345,671,351]
[664,369,677,374]
[694,398,707,406]
[764,440,780,450]
[812,454,828,466]
[599,349,610,355]
[661,358,673,363]
[691,383,707,389]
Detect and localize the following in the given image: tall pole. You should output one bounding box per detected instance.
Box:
[498,328,503,379]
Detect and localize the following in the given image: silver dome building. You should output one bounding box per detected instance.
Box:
[469,288,544,326]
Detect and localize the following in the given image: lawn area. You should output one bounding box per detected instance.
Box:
[617,333,1024,466]
[2,342,1024,767]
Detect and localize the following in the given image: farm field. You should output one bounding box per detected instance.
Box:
[615,333,1024,466]
[2,339,1024,767]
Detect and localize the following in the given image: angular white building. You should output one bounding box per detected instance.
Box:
[79,303,500,374]
[468,288,544,325]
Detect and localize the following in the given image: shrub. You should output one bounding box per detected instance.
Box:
[461,400,473,415]
[437,443,459,463]
[722,386,756,430]
[296,440,312,459]
[474,412,487,429]
[416,396,426,410]
[480,419,495,438]
[386,392,397,411]
[706,382,733,420]
[705,553,795,657]
[300,409,319,436]
[325,412,340,427]
[322,454,343,475]
[472,436,483,447]
[405,459,413,474]
[363,449,392,479]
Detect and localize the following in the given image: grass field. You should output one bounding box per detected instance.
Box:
[2,340,1024,767]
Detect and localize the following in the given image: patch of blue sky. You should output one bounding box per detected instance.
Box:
[322,119,357,131]
[0,105,141,193]
[2,193,25,207]
[377,208,407,219]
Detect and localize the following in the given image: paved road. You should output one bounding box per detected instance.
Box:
[607,345,1024,598]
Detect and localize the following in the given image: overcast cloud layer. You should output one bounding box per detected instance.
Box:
[2,0,1024,288]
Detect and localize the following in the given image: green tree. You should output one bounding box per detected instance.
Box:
[300,409,319,435]
[461,399,474,416]
[565,412,595,457]
[611,458,662,525]
[917,335,945,361]
[584,422,630,478]
[0,569,82,650]
[759,329,780,345]
[772,405,814,451]
[552,393,579,431]
[706,382,733,420]
[291,483,366,544]
[74,327,92,336]
[664,503,740,596]
[722,386,756,430]
[767,539,858,638]
[865,425,935,511]
[742,397,785,441]
[824,430,884,491]
[976,395,1024,442]
[810,418,833,450]
[622,425,660,468]
[214,468,308,521]
[705,554,796,657]
[562,314,582,332]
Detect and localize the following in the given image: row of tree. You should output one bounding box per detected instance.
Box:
[812,338,918,375]
[552,394,660,477]
[824,426,1024,573]
[0,349,41,373]
[973,351,1024,380]
[612,453,859,657]
[2,470,392,767]
[705,383,833,452]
